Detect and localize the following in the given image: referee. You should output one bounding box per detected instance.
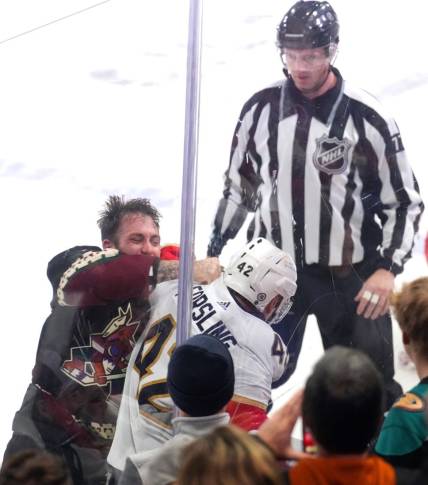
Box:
[207,1,424,408]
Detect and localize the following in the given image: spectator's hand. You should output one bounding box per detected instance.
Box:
[257,389,310,461]
[355,269,395,320]
[193,257,222,284]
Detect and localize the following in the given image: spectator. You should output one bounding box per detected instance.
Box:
[116,334,234,485]
[258,347,412,484]
[108,238,297,472]
[4,195,220,484]
[375,277,428,468]
[0,449,72,485]
[176,425,283,485]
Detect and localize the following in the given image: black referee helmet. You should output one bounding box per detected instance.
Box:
[277,1,339,50]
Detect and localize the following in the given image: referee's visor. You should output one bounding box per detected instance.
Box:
[280,43,337,68]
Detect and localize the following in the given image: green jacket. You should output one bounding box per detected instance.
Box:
[375,377,428,468]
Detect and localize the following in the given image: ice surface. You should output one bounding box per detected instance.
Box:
[0,0,426,459]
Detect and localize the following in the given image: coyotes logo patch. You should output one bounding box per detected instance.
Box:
[61,303,139,393]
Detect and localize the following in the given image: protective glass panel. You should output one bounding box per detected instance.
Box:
[0,1,189,480]
[1,0,427,481]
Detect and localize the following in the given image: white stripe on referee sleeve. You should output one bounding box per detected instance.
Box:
[255,103,274,236]
[386,118,424,267]
[388,150,423,267]
[364,119,399,257]
[220,104,258,235]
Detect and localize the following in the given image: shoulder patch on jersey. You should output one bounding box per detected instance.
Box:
[313,134,352,175]
[393,392,425,412]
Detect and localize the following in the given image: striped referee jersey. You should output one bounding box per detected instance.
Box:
[208,68,424,274]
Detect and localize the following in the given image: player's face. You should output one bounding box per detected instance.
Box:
[263,294,284,324]
[281,46,331,97]
[104,213,161,257]
[262,294,293,325]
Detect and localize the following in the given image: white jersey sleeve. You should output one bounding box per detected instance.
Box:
[200,278,288,409]
[225,311,287,408]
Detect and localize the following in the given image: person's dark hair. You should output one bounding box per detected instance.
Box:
[302,346,384,455]
[97,195,161,243]
[0,449,71,485]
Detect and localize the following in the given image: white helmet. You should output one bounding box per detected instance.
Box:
[223,238,297,325]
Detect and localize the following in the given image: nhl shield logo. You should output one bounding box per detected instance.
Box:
[313,135,351,175]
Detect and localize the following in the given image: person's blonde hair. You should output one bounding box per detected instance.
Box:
[176,425,282,485]
[391,277,428,356]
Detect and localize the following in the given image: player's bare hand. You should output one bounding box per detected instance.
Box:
[193,257,221,284]
[354,269,395,320]
[257,389,310,460]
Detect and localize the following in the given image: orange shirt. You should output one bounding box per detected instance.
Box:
[289,455,396,485]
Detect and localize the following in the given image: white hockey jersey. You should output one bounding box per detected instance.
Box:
[108,275,287,471]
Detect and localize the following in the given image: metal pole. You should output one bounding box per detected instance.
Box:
[176,0,203,348]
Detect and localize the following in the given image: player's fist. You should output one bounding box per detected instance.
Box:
[193,257,221,284]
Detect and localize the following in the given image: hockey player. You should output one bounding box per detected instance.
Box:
[107,237,297,473]
[4,195,220,485]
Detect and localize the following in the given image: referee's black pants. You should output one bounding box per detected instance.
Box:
[272,259,403,409]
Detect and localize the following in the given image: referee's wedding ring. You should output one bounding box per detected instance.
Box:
[362,290,372,301]
[370,293,380,304]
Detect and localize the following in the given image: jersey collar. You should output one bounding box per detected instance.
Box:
[282,66,343,125]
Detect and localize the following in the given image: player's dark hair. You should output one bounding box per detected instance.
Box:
[97,195,161,243]
[302,346,384,455]
[0,449,72,485]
